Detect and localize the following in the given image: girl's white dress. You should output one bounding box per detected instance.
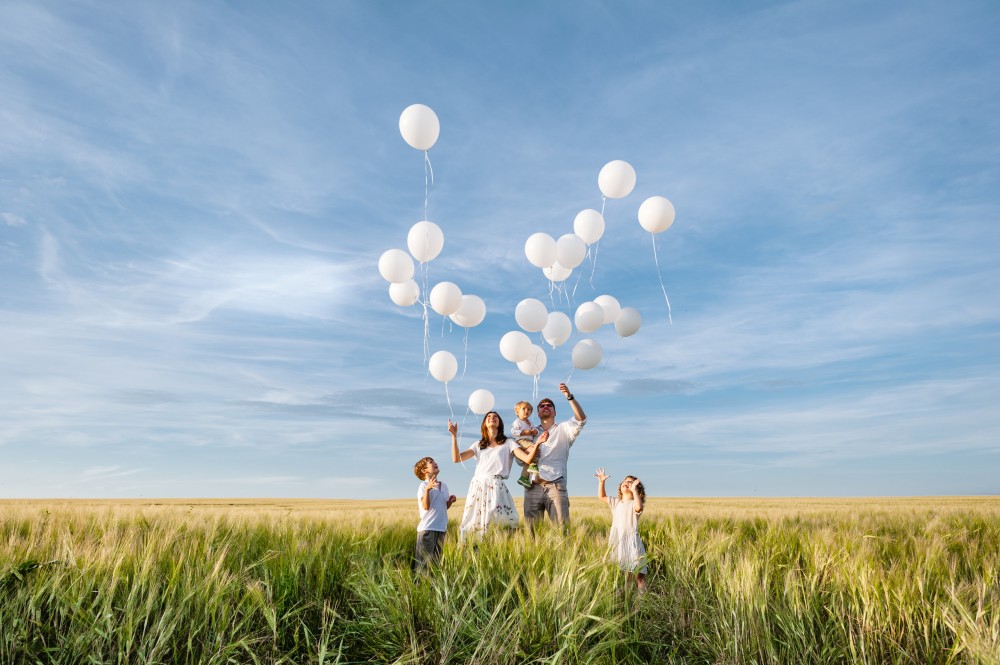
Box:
[459,440,519,541]
[607,497,647,574]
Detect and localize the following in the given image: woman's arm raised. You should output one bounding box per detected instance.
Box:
[450,420,476,463]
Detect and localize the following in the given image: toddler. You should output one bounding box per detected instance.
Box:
[511,400,540,489]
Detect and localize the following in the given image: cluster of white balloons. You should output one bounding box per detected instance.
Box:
[378,104,491,390]
[510,158,668,373]
[379,220,488,333]
[385,104,677,402]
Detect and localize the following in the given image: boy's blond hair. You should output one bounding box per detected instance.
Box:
[514,400,533,415]
[413,457,434,480]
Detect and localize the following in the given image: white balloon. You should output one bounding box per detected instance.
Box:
[449,294,486,328]
[593,294,621,324]
[517,344,547,376]
[407,220,444,262]
[388,279,420,307]
[638,196,676,233]
[556,234,587,269]
[598,160,637,199]
[542,263,572,282]
[572,339,603,370]
[542,311,572,348]
[399,104,440,151]
[468,388,495,415]
[428,350,457,383]
[378,248,414,283]
[515,298,548,333]
[574,209,605,245]
[429,281,463,316]
[499,330,532,362]
[615,307,642,337]
[524,232,557,269]
[575,301,605,334]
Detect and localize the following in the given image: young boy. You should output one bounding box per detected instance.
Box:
[414,456,456,572]
[511,401,541,489]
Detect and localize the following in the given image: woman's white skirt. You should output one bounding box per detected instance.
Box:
[459,475,519,541]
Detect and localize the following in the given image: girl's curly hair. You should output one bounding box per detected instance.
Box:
[618,475,646,503]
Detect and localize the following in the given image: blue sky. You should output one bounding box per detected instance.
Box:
[2,1,998,499]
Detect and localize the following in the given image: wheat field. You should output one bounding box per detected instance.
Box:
[1,497,998,664]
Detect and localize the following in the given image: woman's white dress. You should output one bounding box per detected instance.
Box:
[607,497,647,574]
[459,440,519,541]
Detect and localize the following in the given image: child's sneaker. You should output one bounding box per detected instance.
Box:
[517,474,533,489]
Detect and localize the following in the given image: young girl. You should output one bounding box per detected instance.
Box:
[595,467,647,592]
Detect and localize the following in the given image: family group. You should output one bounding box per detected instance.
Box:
[413,383,648,591]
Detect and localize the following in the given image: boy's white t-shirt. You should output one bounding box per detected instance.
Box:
[416,479,450,532]
[467,440,519,478]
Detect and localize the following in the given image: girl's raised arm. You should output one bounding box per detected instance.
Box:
[631,478,644,514]
[595,467,610,504]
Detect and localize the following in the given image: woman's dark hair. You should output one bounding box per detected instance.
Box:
[478,411,508,449]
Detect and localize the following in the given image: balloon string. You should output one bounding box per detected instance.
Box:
[423,151,435,220]
[564,367,575,383]
[422,300,430,366]
[589,240,601,289]
[650,232,673,324]
[571,266,583,302]
[444,381,454,420]
[421,263,430,365]
[461,326,470,377]
[592,197,606,289]
[532,374,540,403]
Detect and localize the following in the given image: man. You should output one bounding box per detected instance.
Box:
[523,382,586,526]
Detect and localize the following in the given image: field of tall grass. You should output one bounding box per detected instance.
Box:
[1,497,998,664]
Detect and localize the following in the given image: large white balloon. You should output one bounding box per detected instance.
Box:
[517,345,547,376]
[638,196,676,233]
[593,294,621,324]
[429,281,463,316]
[572,339,603,370]
[573,209,605,245]
[450,294,486,328]
[515,298,548,333]
[399,104,440,151]
[615,307,642,337]
[428,350,457,383]
[542,263,572,282]
[499,331,532,362]
[407,220,444,262]
[388,279,420,307]
[524,233,557,269]
[556,234,587,269]
[598,160,637,199]
[468,388,495,415]
[378,249,414,283]
[542,311,572,348]
[575,301,605,334]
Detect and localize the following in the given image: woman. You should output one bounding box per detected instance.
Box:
[449,412,543,541]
